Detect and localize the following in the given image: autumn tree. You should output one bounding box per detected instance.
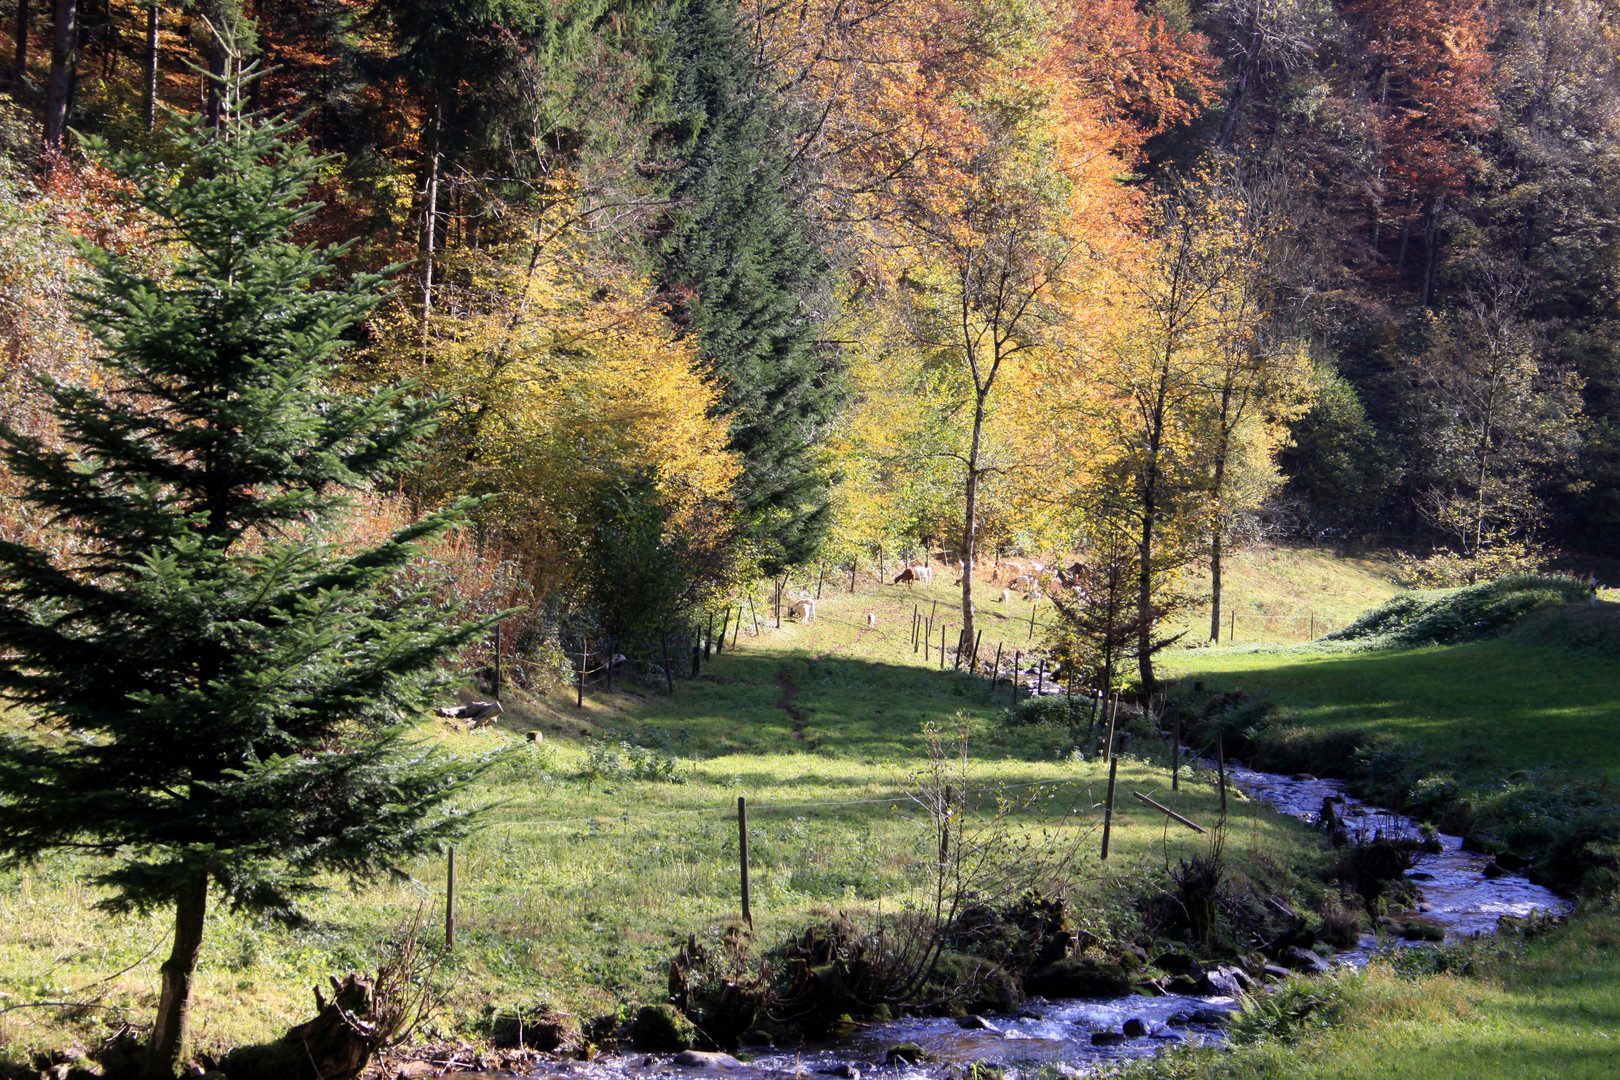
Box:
[0,85,489,1077]
[1098,175,1272,690]
[1341,0,1496,304]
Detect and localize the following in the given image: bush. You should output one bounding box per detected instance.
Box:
[1326,575,1587,648]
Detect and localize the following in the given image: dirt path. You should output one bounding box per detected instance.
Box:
[775,667,808,739]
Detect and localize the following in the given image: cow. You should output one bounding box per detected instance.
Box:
[999,589,1011,603]
[791,598,816,622]
[865,612,877,628]
[893,565,934,587]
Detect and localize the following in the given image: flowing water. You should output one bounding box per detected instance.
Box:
[457,757,1570,1080]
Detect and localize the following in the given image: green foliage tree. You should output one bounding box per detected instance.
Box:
[655,0,845,577]
[0,81,489,1077]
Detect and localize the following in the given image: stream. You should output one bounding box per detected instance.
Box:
[455,759,1570,1080]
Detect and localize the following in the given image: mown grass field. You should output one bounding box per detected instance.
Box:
[1167,629,1620,783]
[0,558,1335,1067]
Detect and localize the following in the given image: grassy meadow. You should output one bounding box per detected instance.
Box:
[0,554,1337,1066]
[5,545,1619,1076]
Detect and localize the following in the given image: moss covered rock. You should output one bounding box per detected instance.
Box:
[1024,956,1132,998]
[632,1004,697,1051]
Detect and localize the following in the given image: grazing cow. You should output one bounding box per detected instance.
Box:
[865,612,877,628]
[791,598,816,622]
[999,589,1011,603]
[893,565,934,587]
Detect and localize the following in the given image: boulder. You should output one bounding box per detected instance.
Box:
[1164,975,1202,995]
[1201,966,1249,998]
[1495,850,1530,872]
[885,1043,930,1065]
[1189,1008,1234,1026]
[1482,861,1506,880]
[1025,957,1132,999]
[955,1015,1002,1033]
[1164,1012,1192,1027]
[1262,964,1292,982]
[632,1005,697,1052]
[1280,947,1331,975]
[1152,951,1199,975]
[1121,1018,1148,1038]
[818,1065,860,1078]
[672,1051,744,1069]
[1089,1032,1126,1046]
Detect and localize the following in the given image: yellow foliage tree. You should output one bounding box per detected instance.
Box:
[364,226,741,605]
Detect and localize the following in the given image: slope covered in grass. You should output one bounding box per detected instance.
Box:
[1170,546,1403,645]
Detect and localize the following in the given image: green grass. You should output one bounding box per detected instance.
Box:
[1125,907,1620,1080]
[1171,546,1403,645]
[0,571,1332,1067]
[1168,635,1620,784]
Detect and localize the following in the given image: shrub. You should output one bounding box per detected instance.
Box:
[1326,574,1587,648]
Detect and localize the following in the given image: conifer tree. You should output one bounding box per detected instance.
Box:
[656,0,845,576]
[0,68,489,1078]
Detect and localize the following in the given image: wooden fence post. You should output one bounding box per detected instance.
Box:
[445,846,456,950]
[992,642,1003,685]
[939,624,947,668]
[717,609,729,655]
[493,622,502,701]
[737,796,753,930]
[1100,755,1120,861]
[971,629,983,673]
[1011,651,1021,703]
[578,641,587,708]
[1172,709,1181,793]
[817,565,826,599]
[1028,597,1038,641]
[1104,691,1119,760]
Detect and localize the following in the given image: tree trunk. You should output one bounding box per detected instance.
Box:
[13,0,28,83]
[144,872,208,1078]
[204,15,224,129]
[42,0,75,150]
[142,1,158,131]
[1208,384,1233,642]
[960,393,987,657]
[420,148,440,344]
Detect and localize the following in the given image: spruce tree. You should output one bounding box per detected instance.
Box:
[0,78,489,1077]
[657,0,846,576]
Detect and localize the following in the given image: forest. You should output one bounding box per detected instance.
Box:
[0,3,1618,1077]
[1,0,1616,685]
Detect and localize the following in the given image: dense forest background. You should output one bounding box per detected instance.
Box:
[0,0,1616,680]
